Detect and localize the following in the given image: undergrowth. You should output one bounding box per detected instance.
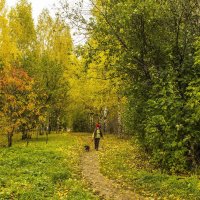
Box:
[99,135,200,200]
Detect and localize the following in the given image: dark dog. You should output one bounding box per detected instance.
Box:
[84,145,90,152]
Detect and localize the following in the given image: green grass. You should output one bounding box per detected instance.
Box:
[0,133,98,200]
[2,132,200,199]
[99,135,200,200]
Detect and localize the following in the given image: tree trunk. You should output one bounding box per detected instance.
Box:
[37,128,39,140]
[46,132,48,144]
[103,107,108,134]
[89,112,94,132]
[7,132,13,147]
[26,132,31,146]
[22,130,27,140]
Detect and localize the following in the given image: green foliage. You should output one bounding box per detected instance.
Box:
[79,0,200,172]
[2,0,200,178]
[72,111,90,132]
[51,170,71,183]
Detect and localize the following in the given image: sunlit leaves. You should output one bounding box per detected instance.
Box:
[8,0,36,52]
[36,10,73,131]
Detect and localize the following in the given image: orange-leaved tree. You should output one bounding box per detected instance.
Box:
[0,67,37,147]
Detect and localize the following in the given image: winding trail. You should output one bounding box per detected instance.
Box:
[81,151,144,200]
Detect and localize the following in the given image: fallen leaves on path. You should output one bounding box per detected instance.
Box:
[81,151,144,200]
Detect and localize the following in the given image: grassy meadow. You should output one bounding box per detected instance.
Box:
[0,133,98,200]
[1,133,200,200]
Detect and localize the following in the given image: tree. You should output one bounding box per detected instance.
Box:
[8,0,36,53]
[0,67,37,147]
[0,0,19,68]
[65,35,126,133]
[61,0,200,171]
[36,9,73,132]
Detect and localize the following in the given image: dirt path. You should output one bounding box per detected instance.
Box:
[81,151,144,200]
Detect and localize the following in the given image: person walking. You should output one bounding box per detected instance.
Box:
[92,123,103,151]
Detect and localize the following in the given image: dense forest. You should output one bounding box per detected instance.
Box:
[1,0,200,174]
